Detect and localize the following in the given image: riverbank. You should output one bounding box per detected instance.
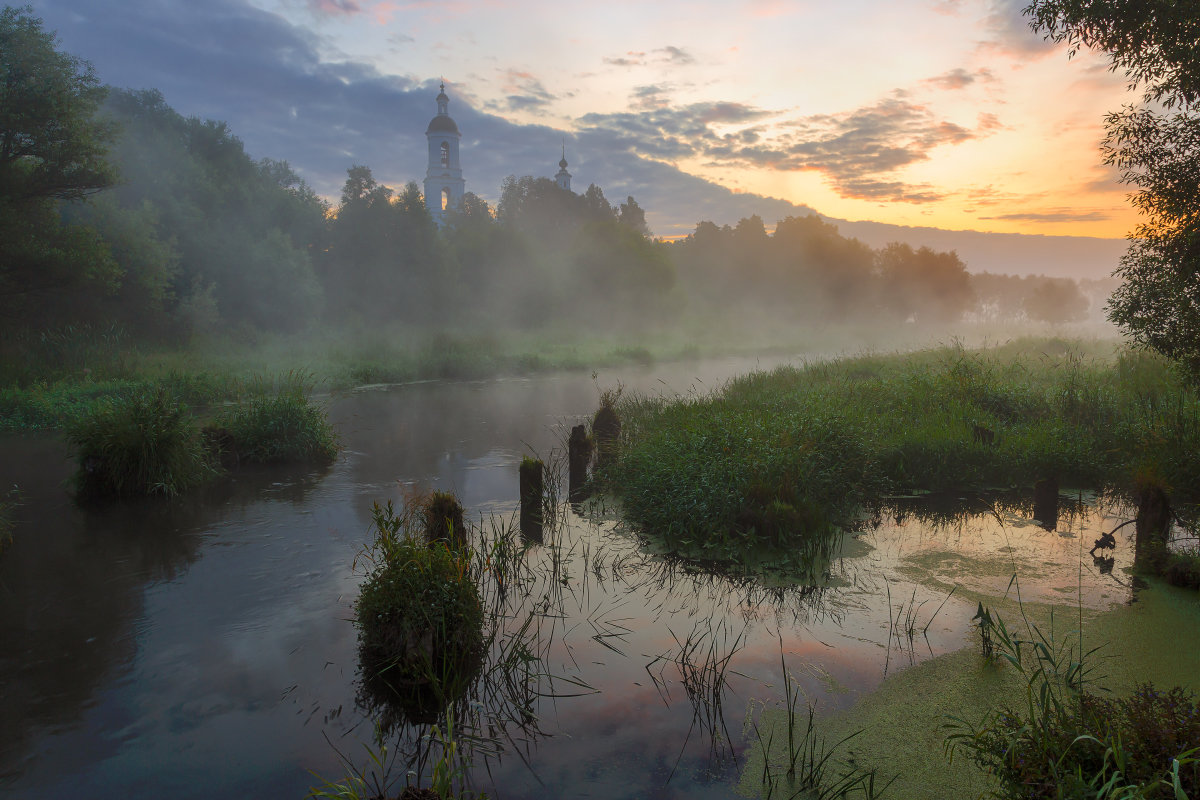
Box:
[740,577,1200,799]
[0,323,1110,432]
[604,337,1200,570]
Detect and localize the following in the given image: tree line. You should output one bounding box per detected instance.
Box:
[2,5,1102,357]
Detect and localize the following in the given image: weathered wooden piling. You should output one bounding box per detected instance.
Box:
[1134,482,1172,570]
[1033,476,1058,532]
[425,490,466,549]
[520,457,544,543]
[568,424,592,500]
[592,402,621,467]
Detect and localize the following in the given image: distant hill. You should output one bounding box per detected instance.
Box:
[827,218,1128,280]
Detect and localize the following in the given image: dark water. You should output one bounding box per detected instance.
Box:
[0,357,1136,799]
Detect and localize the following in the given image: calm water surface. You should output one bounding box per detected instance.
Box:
[0,356,1136,799]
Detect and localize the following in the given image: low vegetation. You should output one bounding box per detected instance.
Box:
[603,339,1200,568]
[65,388,215,499]
[216,372,337,465]
[947,606,1199,799]
[61,373,338,501]
[353,499,485,726]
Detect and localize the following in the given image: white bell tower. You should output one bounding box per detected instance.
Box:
[555,143,572,192]
[423,82,465,226]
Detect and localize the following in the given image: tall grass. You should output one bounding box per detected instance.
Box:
[605,342,1200,565]
[217,371,338,464]
[945,604,1200,798]
[65,388,216,499]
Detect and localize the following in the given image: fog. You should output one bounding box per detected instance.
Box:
[1,86,1121,382]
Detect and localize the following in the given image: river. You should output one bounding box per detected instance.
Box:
[0,355,1137,799]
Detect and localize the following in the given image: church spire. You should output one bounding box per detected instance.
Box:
[555,140,572,192]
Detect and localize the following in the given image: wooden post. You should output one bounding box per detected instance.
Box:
[1033,477,1058,532]
[568,424,592,501]
[425,491,466,549]
[1134,483,1171,572]
[520,458,544,543]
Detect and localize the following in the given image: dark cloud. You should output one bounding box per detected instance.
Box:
[579,92,979,204]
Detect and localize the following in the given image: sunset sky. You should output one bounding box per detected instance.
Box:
[31,0,1137,247]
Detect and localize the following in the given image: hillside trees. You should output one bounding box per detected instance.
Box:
[1024,0,1200,370]
[0,5,119,328]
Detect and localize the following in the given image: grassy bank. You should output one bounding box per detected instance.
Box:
[741,580,1200,799]
[604,338,1200,566]
[0,320,1113,432]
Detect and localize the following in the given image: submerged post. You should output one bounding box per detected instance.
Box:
[592,402,621,468]
[1033,476,1058,532]
[568,424,592,501]
[1134,482,1172,571]
[425,491,466,549]
[520,457,544,543]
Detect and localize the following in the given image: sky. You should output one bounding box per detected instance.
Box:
[30,0,1137,271]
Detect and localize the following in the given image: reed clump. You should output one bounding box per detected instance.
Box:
[65,388,216,499]
[217,372,338,464]
[354,498,484,724]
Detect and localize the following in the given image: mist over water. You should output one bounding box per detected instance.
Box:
[0,356,1142,799]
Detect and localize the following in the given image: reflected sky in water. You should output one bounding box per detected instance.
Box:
[0,355,1137,799]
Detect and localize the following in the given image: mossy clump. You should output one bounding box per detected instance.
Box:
[355,500,483,725]
[65,388,216,500]
[218,373,337,464]
[424,490,466,549]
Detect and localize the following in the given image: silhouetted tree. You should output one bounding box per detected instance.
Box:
[1026,0,1200,371]
[0,5,119,327]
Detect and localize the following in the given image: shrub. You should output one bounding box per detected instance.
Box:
[65,388,215,499]
[355,500,484,726]
[219,372,337,464]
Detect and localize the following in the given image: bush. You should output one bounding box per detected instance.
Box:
[65,388,215,499]
[218,372,337,464]
[355,500,484,725]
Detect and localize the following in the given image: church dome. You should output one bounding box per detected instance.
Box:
[426,115,460,135]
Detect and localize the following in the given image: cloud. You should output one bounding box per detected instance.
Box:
[310,0,360,14]
[496,69,556,111]
[631,84,671,110]
[603,46,695,68]
[604,51,646,67]
[580,91,983,204]
[924,67,995,90]
[978,0,1056,58]
[981,209,1114,222]
[656,46,694,65]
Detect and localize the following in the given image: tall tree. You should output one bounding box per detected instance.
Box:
[1025,0,1200,370]
[0,5,119,324]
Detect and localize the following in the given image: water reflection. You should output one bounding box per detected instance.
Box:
[0,358,1160,800]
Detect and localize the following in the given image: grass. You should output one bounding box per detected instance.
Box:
[216,372,338,464]
[945,602,1200,798]
[354,498,485,726]
[603,340,1200,566]
[64,387,217,499]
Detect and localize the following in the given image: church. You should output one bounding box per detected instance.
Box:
[423,83,571,225]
